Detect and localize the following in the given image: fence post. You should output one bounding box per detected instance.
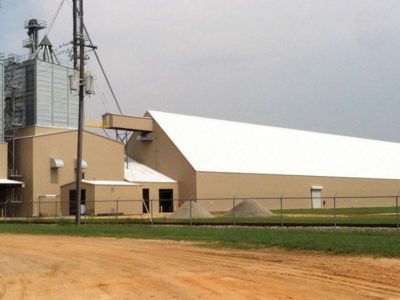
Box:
[84,201,87,224]
[280,197,283,228]
[116,200,119,224]
[334,197,337,228]
[55,201,57,220]
[233,198,236,226]
[396,196,399,229]
[3,202,6,224]
[150,198,154,222]
[28,202,31,224]
[189,199,193,226]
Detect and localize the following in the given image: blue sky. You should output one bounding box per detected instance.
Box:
[2,0,400,142]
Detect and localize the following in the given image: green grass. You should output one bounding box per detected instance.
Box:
[154,216,399,225]
[3,205,399,227]
[275,206,399,215]
[6,213,399,226]
[0,224,399,257]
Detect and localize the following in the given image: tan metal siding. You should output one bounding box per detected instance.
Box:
[196,172,400,211]
[0,143,7,178]
[127,120,196,201]
[13,128,124,216]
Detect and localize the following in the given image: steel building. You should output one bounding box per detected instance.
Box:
[1,58,25,204]
[126,111,400,211]
[3,17,400,217]
[0,20,180,217]
[124,157,178,213]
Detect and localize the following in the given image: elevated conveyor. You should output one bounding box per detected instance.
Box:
[85,114,153,132]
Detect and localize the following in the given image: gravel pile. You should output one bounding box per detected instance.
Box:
[170,201,214,219]
[224,199,272,217]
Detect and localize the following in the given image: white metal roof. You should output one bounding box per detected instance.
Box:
[148,110,400,180]
[124,157,177,183]
[81,180,139,186]
[0,179,24,186]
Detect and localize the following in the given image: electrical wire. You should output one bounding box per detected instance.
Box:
[86,58,112,114]
[67,0,126,142]
[82,23,123,114]
[101,92,112,113]
[67,0,124,115]
[46,0,67,37]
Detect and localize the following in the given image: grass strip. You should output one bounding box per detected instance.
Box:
[275,206,398,215]
[0,224,399,257]
[3,215,398,225]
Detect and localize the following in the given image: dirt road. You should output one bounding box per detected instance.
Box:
[0,234,399,299]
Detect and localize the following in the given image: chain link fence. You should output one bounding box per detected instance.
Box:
[0,195,399,227]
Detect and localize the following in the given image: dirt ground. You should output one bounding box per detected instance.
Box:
[0,234,399,299]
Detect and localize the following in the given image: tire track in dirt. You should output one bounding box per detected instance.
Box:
[0,234,398,299]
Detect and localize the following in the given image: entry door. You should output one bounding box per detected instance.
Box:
[142,189,150,213]
[311,189,322,209]
[69,189,86,215]
[159,189,173,213]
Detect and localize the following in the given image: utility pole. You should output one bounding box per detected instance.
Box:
[74,0,85,225]
[73,0,78,70]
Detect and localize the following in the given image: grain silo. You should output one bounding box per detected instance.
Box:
[0,18,139,217]
[3,19,78,137]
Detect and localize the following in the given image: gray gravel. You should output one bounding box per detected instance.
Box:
[170,201,214,219]
[224,199,273,217]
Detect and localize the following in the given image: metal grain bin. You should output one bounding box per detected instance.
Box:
[4,58,78,131]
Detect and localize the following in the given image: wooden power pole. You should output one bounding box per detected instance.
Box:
[73,0,85,225]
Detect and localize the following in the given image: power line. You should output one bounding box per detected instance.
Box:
[46,0,67,37]
[82,23,123,114]
[101,92,112,113]
[67,0,123,114]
